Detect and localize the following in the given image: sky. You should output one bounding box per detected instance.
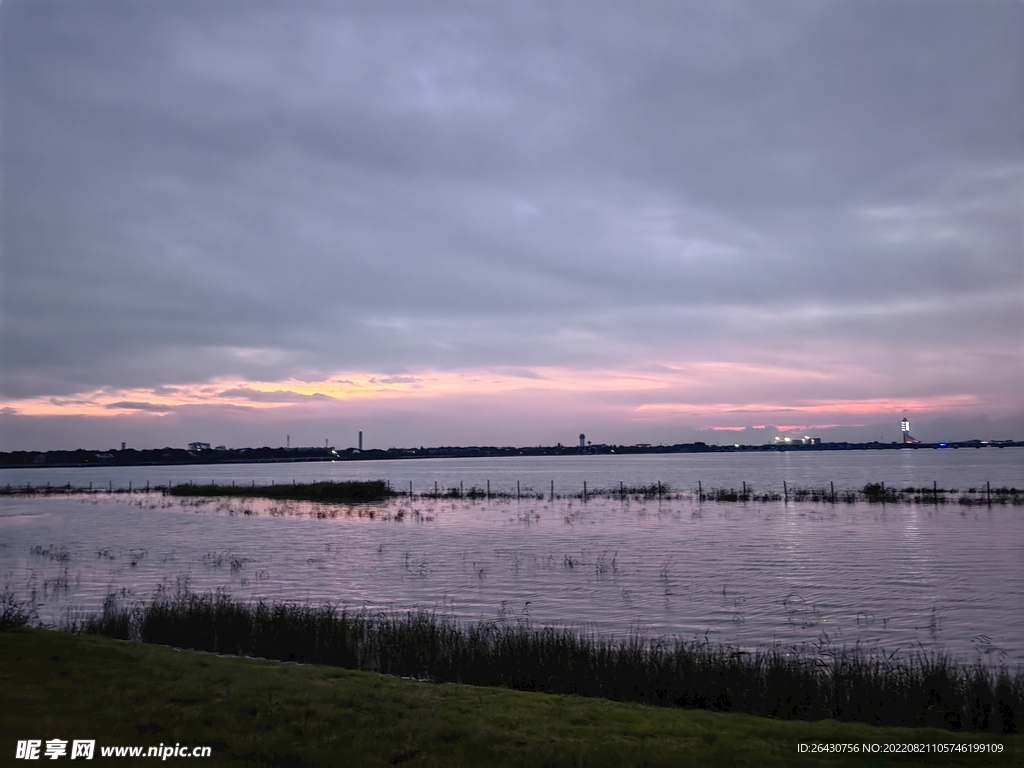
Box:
[1,0,1021,451]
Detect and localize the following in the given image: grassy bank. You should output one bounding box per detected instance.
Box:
[56,590,1024,735]
[1,629,1019,767]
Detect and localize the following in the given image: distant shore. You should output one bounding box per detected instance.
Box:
[2,439,1021,469]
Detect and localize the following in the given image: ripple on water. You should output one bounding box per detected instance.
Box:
[0,492,1021,665]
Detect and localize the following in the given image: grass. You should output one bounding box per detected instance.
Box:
[3,480,1020,506]
[60,589,1024,735]
[167,480,397,504]
[699,484,1022,506]
[1,628,1020,767]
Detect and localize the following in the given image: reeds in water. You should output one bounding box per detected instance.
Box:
[167,480,395,504]
[60,589,1023,734]
[0,590,31,630]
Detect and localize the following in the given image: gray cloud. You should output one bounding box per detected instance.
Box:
[1,0,1020,438]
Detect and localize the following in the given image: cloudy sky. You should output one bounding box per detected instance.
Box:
[1,0,1021,451]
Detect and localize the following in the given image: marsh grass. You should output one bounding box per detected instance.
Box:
[167,479,396,503]
[0,589,31,630]
[2,479,1019,505]
[697,484,1022,505]
[66,589,1023,734]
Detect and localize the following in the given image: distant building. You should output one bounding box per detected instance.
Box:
[579,434,586,449]
[773,436,821,446]
[901,416,919,444]
[188,442,211,452]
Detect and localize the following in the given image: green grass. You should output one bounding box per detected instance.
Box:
[1,629,1019,767]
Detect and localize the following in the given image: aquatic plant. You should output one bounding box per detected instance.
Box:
[57,589,1024,734]
[167,479,396,504]
[0,590,31,630]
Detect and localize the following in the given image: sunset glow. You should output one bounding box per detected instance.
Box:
[0,363,994,441]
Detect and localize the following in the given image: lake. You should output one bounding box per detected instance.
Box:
[3,446,1022,494]
[2,449,1022,665]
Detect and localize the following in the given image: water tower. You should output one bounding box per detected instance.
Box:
[579,433,585,450]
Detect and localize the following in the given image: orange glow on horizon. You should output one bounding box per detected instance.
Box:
[0,365,989,426]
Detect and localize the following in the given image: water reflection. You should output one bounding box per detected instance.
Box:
[1,491,1021,665]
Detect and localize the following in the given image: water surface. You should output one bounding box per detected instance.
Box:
[3,447,1021,495]
[3,483,1020,666]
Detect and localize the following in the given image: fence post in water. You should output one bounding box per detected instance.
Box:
[89,481,92,492]
[550,480,554,501]
[742,481,746,497]
[783,480,788,503]
[109,480,112,492]
[146,481,150,492]
[435,481,438,497]
[517,480,520,501]
[128,481,131,494]
[831,481,835,503]
[880,482,884,504]
[698,480,702,501]
[620,481,624,501]
[487,480,490,500]
[987,481,991,505]
[583,481,587,503]
[460,481,463,498]
[933,480,937,504]
[409,481,413,498]
[658,481,662,500]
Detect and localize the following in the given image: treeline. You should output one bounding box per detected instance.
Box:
[3,440,1021,468]
[0,446,337,468]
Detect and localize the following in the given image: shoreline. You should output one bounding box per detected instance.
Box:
[3,441,1022,471]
